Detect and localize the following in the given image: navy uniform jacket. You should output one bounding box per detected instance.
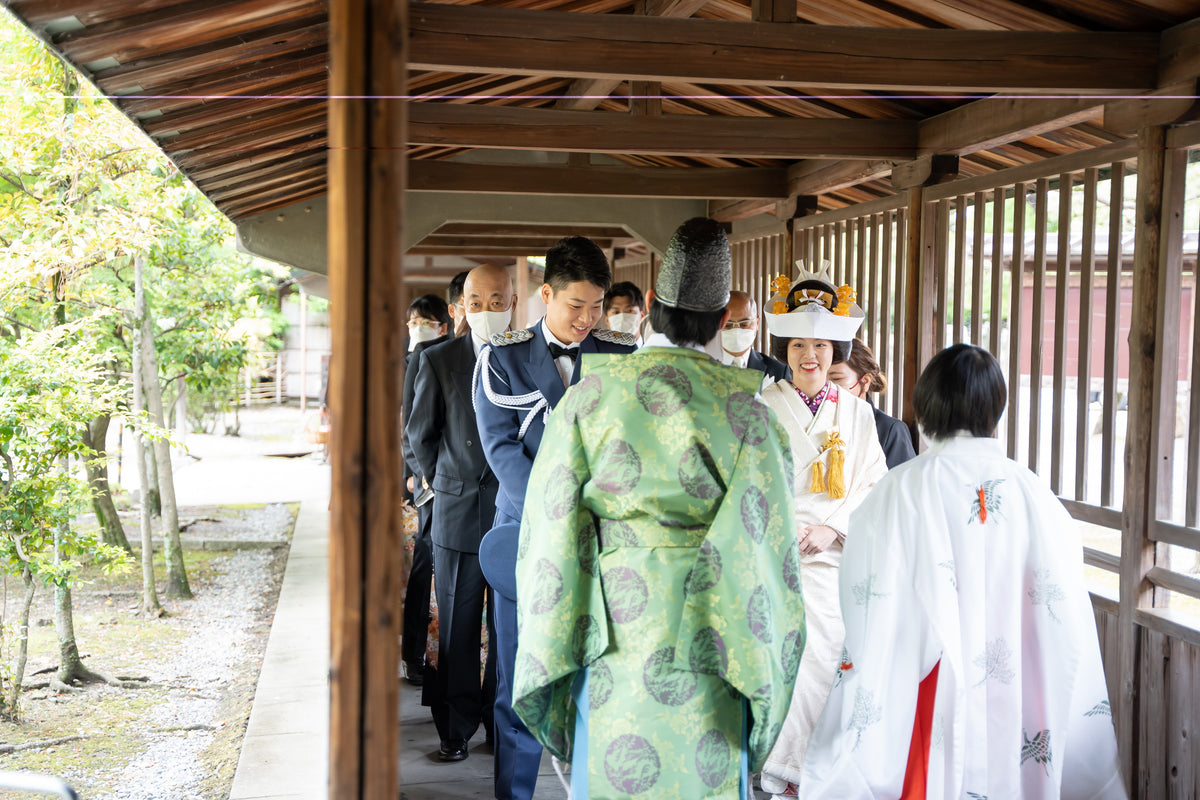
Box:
[747,348,791,383]
[474,322,636,521]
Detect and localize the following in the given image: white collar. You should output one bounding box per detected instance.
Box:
[541,319,579,351]
[644,332,708,354]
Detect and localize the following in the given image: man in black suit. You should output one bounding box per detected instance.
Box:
[721,289,791,381]
[409,264,510,762]
[401,274,467,686]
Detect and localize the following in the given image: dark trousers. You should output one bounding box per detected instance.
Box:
[431,544,497,744]
[491,508,543,800]
[402,501,434,668]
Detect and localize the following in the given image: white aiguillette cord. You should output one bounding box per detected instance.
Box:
[472,346,548,441]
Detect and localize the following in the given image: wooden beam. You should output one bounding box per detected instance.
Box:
[409,5,1158,92]
[890,154,959,191]
[555,0,708,111]
[752,0,794,23]
[408,159,788,198]
[327,0,405,798]
[407,103,917,159]
[1159,17,1200,88]
[709,198,776,222]
[630,80,662,116]
[918,96,1106,156]
[786,158,895,196]
[407,245,565,256]
[419,235,614,249]
[1102,81,1200,133]
[435,223,631,238]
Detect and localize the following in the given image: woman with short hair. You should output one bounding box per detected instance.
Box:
[802,344,1124,799]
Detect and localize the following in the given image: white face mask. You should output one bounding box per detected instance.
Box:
[721,328,757,355]
[466,308,512,340]
[408,323,442,351]
[607,312,640,334]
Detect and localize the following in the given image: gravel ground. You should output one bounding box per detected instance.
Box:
[92,548,280,800]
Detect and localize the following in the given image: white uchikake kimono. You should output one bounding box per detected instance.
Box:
[802,434,1125,800]
[758,381,888,791]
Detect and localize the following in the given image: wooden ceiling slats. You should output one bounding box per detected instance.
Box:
[422,235,615,249]
[793,0,929,28]
[223,177,327,220]
[209,164,326,204]
[93,18,327,94]
[896,0,1083,32]
[12,0,1200,243]
[202,151,327,193]
[6,0,200,28]
[142,92,325,138]
[115,52,328,118]
[53,0,323,65]
[177,135,326,180]
[165,107,326,155]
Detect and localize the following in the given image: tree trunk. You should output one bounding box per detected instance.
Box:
[136,257,190,599]
[5,565,35,721]
[81,413,132,553]
[142,436,161,518]
[131,270,163,617]
[175,376,188,447]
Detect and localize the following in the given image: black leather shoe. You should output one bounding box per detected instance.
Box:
[402,660,424,687]
[438,740,469,762]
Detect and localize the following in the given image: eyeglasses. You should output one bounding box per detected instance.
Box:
[407,318,439,329]
[722,319,756,331]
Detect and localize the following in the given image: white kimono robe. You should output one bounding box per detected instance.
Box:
[802,434,1125,800]
[759,381,889,790]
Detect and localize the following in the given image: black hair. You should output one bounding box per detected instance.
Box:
[913,343,1007,439]
[447,270,469,306]
[544,236,612,294]
[648,297,724,348]
[769,336,851,367]
[604,281,645,313]
[407,294,451,328]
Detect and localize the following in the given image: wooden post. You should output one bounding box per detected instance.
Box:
[1118,125,1168,794]
[328,0,407,797]
[515,255,530,327]
[901,187,933,442]
[300,288,309,414]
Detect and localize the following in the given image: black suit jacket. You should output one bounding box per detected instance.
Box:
[872,403,917,469]
[747,348,792,383]
[409,335,498,553]
[402,335,448,502]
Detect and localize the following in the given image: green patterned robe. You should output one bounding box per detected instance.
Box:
[513,346,806,799]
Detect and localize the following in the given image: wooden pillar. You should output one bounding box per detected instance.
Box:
[1117,125,1169,794]
[515,255,530,328]
[327,0,407,797]
[900,187,934,441]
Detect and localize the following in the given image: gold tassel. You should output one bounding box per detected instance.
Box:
[810,461,826,493]
[825,431,847,499]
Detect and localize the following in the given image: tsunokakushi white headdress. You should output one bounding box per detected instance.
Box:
[762,260,865,342]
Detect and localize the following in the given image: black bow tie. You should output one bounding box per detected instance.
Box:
[548,342,579,361]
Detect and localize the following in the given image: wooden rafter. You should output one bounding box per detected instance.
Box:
[409,5,1159,92]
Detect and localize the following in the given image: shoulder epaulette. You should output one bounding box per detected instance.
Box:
[490,328,534,347]
[591,328,637,347]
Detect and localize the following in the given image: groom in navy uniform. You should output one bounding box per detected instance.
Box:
[475,236,635,800]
